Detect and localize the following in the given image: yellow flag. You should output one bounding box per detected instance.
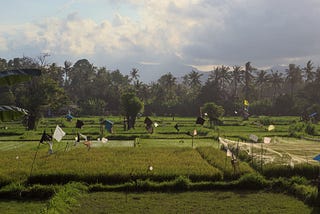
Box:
[267,125,275,131]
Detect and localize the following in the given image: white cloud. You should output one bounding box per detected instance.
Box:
[1,0,320,81]
[139,61,160,65]
[0,36,8,51]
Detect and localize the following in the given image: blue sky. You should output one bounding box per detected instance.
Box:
[1,0,320,81]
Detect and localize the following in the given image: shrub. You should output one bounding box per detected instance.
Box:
[236,173,269,190]
[258,116,273,126]
[44,182,87,214]
[288,122,305,137]
[262,163,318,179]
[291,183,318,205]
[305,123,316,135]
[270,177,318,206]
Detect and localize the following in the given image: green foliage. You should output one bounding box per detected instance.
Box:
[271,176,318,206]
[0,147,221,185]
[305,123,317,135]
[288,122,305,137]
[262,163,319,179]
[196,147,254,180]
[288,122,317,136]
[201,102,224,127]
[274,94,295,115]
[121,92,144,129]
[258,116,273,125]
[44,182,87,214]
[236,173,269,190]
[290,183,318,205]
[70,191,313,213]
[79,98,106,116]
[250,99,273,116]
[0,183,56,200]
[121,92,144,117]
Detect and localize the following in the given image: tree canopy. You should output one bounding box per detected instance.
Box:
[120,92,144,130]
[1,56,320,123]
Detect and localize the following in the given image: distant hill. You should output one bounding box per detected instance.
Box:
[136,63,290,83]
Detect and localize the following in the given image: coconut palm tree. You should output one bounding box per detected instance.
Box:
[303,60,314,83]
[186,69,203,88]
[219,65,231,89]
[231,65,242,99]
[130,68,140,84]
[255,70,270,99]
[270,70,284,100]
[242,62,255,99]
[285,64,303,97]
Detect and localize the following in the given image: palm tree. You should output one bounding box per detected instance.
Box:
[243,62,255,99]
[315,66,320,82]
[231,65,242,99]
[285,64,303,97]
[270,70,284,100]
[186,69,203,88]
[208,67,220,84]
[303,60,314,83]
[255,70,270,99]
[157,72,177,107]
[219,65,231,89]
[183,70,203,101]
[130,68,140,84]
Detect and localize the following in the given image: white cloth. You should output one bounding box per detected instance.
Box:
[53,125,66,142]
[79,133,87,141]
[264,137,271,144]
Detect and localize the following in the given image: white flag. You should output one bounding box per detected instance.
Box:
[79,133,87,141]
[53,125,66,142]
[264,137,271,144]
[193,129,197,136]
[101,137,108,144]
[227,149,232,157]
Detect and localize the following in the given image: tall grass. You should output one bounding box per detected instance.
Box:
[196,147,254,180]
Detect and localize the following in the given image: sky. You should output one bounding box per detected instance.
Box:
[0,0,320,82]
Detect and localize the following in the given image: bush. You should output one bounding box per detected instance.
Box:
[44,182,87,214]
[291,183,318,205]
[305,123,316,135]
[258,116,273,126]
[250,100,273,116]
[262,163,319,179]
[236,173,269,190]
[288,122,305,137]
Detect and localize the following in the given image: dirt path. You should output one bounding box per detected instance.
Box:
[219,137,319,164]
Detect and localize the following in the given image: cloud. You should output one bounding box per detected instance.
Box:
[0,36,8,51]
[182,0,320,66]
[1,0,320,82]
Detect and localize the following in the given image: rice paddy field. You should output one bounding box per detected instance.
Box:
[0,115,319,213]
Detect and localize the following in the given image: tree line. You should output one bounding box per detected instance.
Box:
[1,56,320,129]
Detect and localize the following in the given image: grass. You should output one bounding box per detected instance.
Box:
[0,200,47,214]
[1,115,320,212]
[71,191,315,214]
[0,146,225,184]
